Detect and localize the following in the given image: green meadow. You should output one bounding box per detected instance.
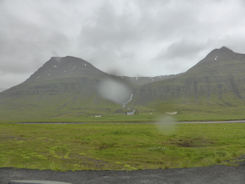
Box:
[0,122,245,171]
[2,101,245,123]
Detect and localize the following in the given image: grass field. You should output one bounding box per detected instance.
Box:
[1,123,245,171]
[2,101,245,123]
[3,94,245,123]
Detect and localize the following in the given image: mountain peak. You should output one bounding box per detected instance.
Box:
[217,46,233,53]
[210,46,234,55]
[205,46,234,60]
[27,56,106,82]
[49,56,89,64]
[187,46,241,73]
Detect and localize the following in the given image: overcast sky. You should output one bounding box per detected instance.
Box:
[1,0,245,90]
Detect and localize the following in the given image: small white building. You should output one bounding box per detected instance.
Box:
[166,112,178,115]
[126,109,136,116]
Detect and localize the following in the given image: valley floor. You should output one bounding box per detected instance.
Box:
[1,123,245,171]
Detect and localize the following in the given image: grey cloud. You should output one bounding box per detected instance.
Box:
[0,71,30,91]
[164,40,207,59]
[1,0,245,89]
[0,1,70,71]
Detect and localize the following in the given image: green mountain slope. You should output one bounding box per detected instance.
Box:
[134,47,245,120]
[0,56,164,122]
[0,57,112,122]
[2,47,245,122]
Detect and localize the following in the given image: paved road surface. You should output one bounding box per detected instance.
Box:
[1,165,245,184]
[15,120,245,124]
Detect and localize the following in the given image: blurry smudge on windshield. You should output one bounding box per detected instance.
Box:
[155,115,176,135]
[98,79,131,106]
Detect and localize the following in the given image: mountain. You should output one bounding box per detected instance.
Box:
[2,56,106,96]
[135,47,245,102]
[1,46,245,122]
[0,56,166,122]
[134,47,245,119]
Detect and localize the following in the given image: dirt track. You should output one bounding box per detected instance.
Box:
[1,164,245,184]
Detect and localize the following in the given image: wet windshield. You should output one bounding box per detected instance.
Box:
[1,1,245,184]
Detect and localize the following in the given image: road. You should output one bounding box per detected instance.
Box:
[1,165,245,184]
[15,119,245,124]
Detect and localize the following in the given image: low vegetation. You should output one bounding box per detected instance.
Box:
[1,123,245,171]
[2,100,245,123]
